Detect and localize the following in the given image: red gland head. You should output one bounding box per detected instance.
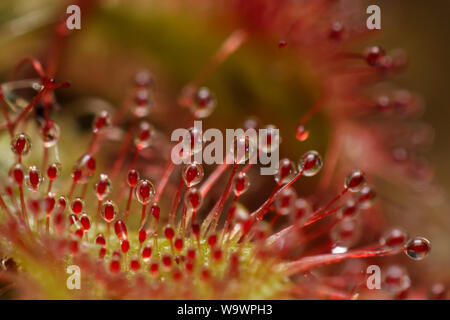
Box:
[213,248,222,261]
[295,124,309,142]
[187,247,196,260]
[381,228,408,248]
[208,234,217,248]
[138,228,147,243]
[278,40,287,49]
[80,214,91,231]
[94,174,112,200]
[130,258,140,272]
[364,45,385,66]
[93,110,111,134]
[162,254,172,269]
[233,172,250,196]
[127,169,140,187]
[114,220,128,240]
[95,233,106,246]
[192,222,200,236]
[135,88,149,105]
[120,239,130,253]
[47,162,61,181]
[71,198,84,214]
[149,262,159,276]
[329,21,344,40]
[58,196,67,210]
[10,164,25,185]
[26,166,42,191]
[150,203,160,220]
[134,121,154,150]
[164,226,175,241]
[101,200,117,222]
[174,237,184,252]
[99,247,106,260]
[110,259,121,274]
[44,193,56,214]
[142,246,152,262]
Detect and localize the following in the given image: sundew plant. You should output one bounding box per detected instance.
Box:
[0,0,447,300]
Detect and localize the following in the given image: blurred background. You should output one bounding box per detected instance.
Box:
[0,0,448,287]
[366,0,450,283]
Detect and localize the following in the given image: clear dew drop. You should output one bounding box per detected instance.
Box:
[94,174,112,201]
[11,133,31,156]
[135,179,156,204]
[275,187,297,216]
[1,79,43,112]
[259,125,280,154]
[134,121,154,150]
[380,228,408,248]
[427,283,447,300]
[182,163,204,187]
[298,151,323,177]
[337,199,358,219]
[41,121,60,148]
[383,265,411,295]
[275,158,297,185]
[190,87,216,119]
[93,110,111,134]
[232,172,250,196]
[356,185,376,209]
[344,170,366,192]
[243,117,260,131]
[181,126,203,159]
[133,88,153,118]
[291,198,312,225]
[404,236,431,260]
[230,135,255,164]
[330,218,360,251]
[135,70,153,88]
[184,187,202,210]
[72,154,96,184]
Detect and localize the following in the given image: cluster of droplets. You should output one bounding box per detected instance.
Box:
[6,122,432,292]
[0,58,436,300]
